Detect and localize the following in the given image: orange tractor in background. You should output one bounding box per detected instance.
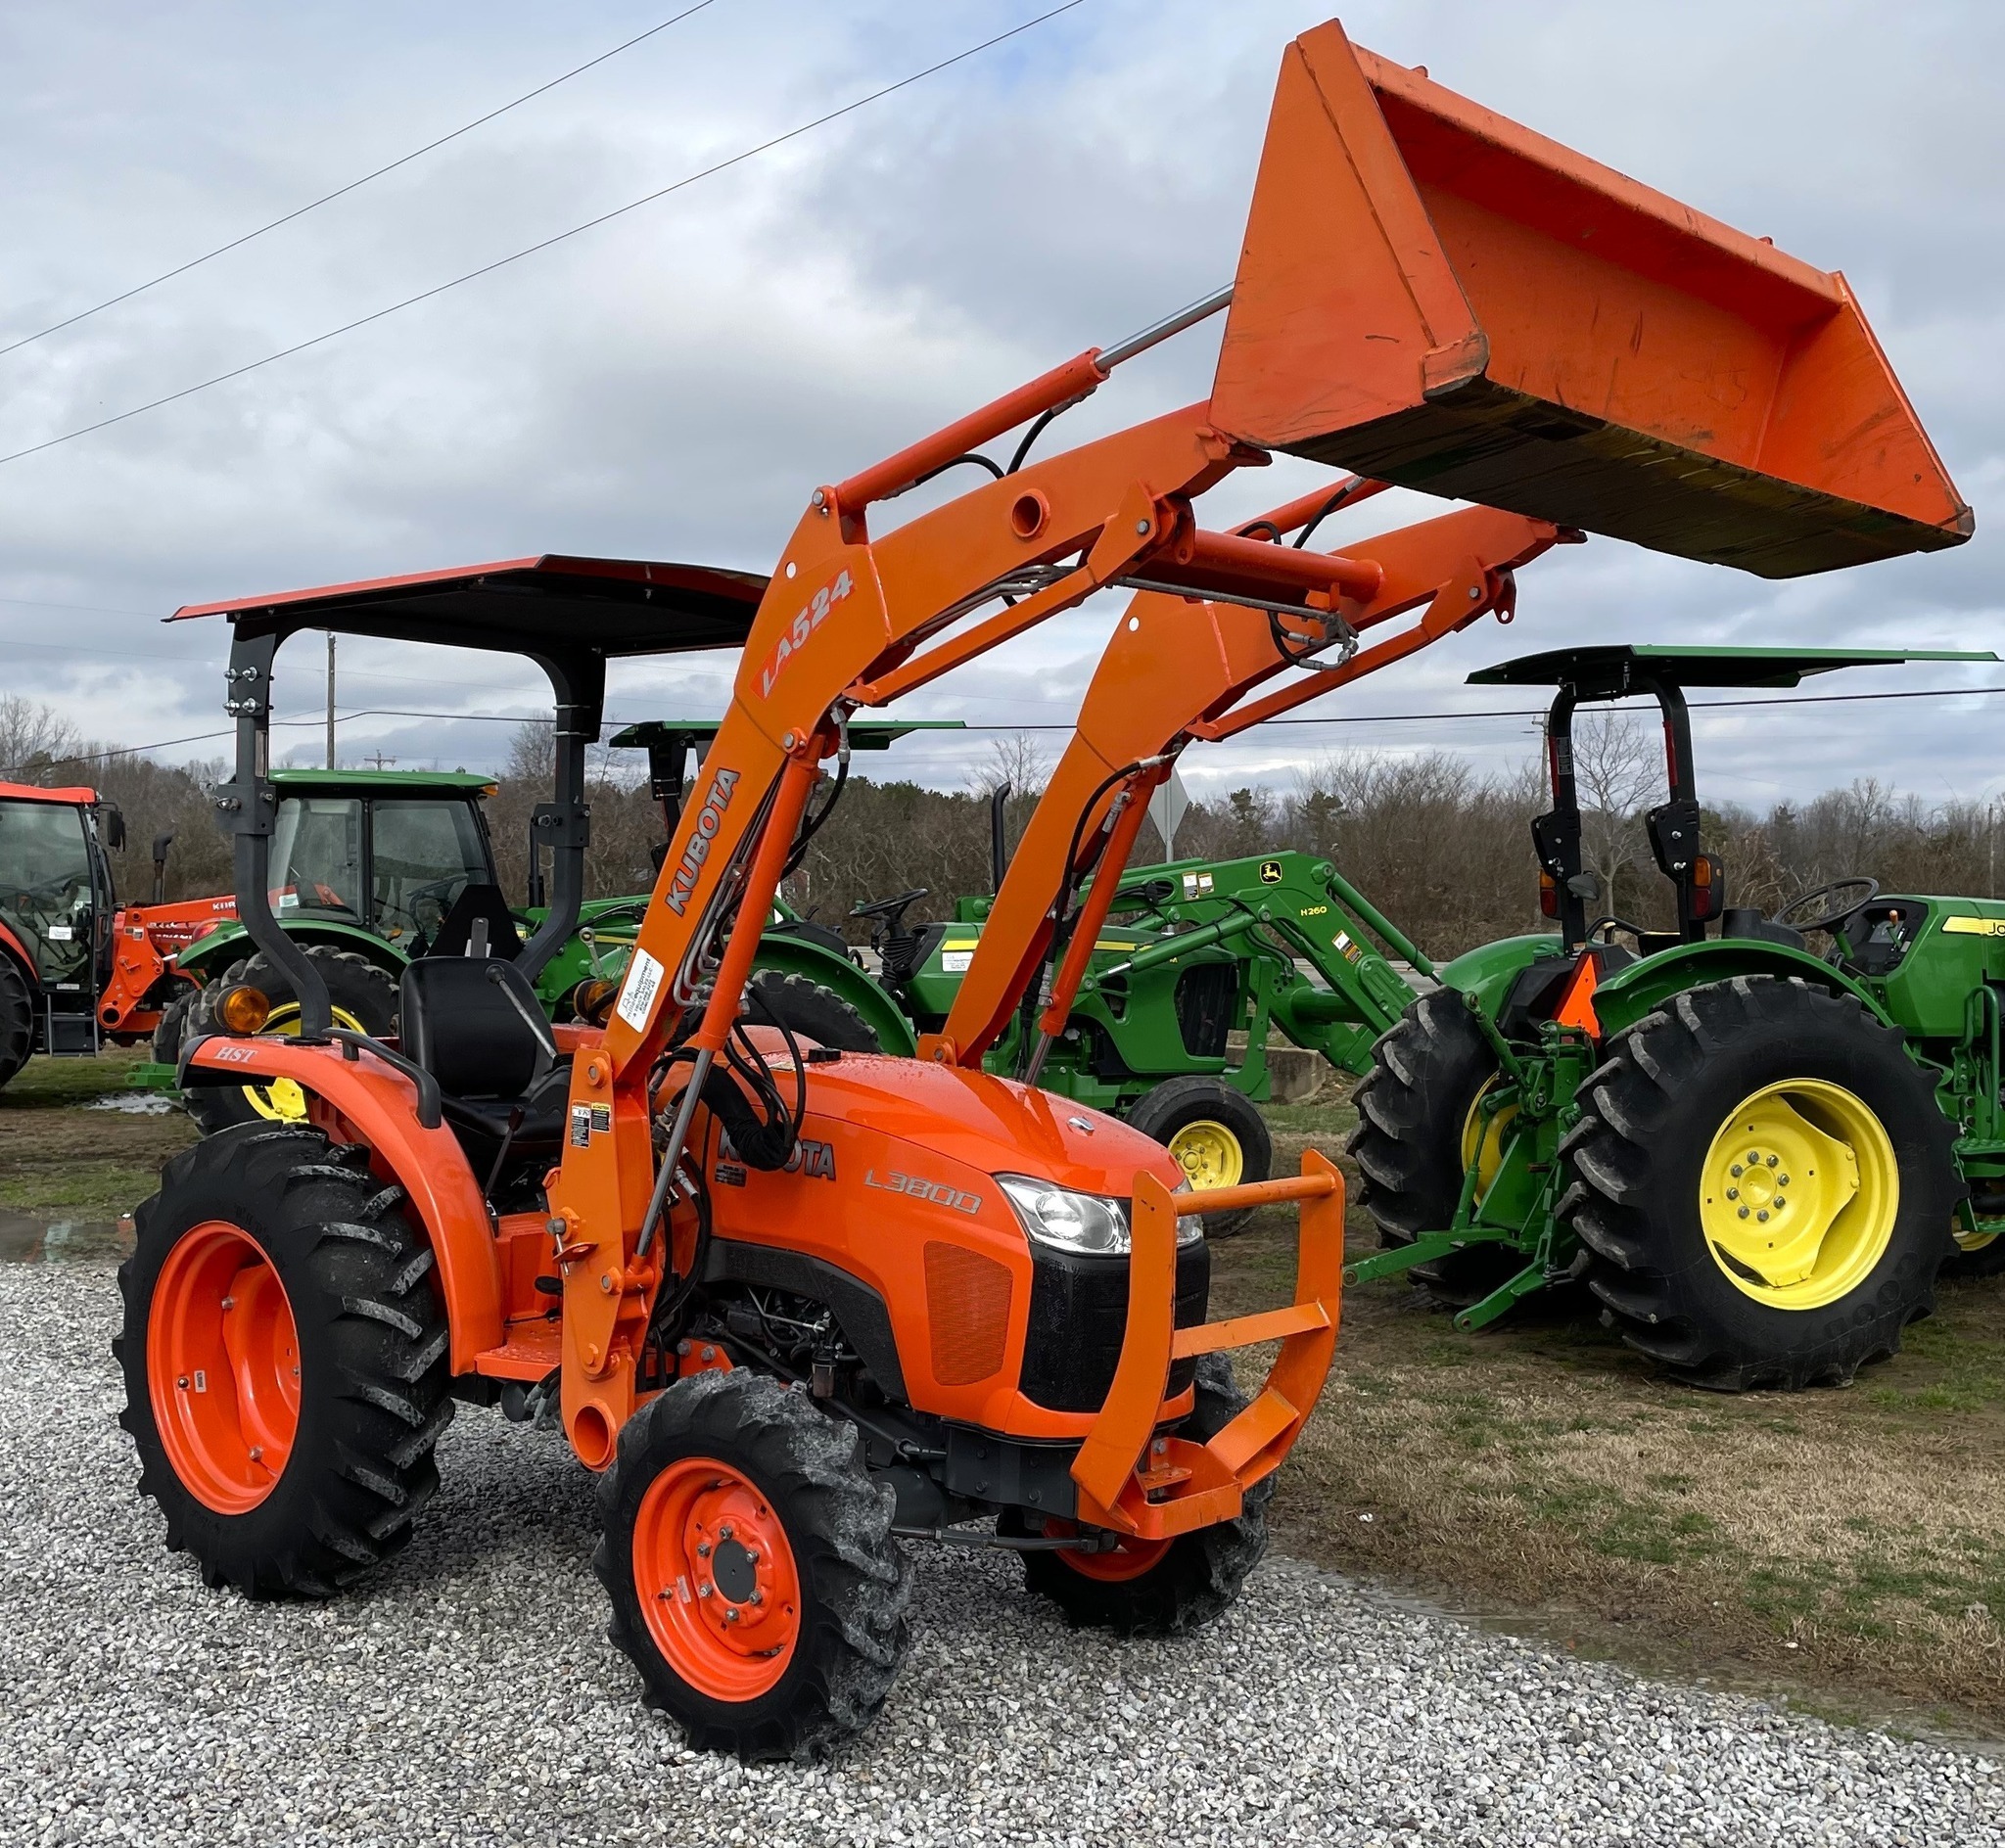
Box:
[115,22,1966,1760]
[0,779,230,1087]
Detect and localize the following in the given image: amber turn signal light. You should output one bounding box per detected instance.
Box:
[572,978,620,1025]
[215,984,271,1035]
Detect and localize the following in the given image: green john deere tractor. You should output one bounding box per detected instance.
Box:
[1348,643,2004,1391]
[855,847,1431,1224]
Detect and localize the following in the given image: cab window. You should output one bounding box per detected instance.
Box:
[370,800,491,943]
[271,798,365,919]
[0,799,93,983]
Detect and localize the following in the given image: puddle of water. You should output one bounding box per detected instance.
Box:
[87,1091,179,1116]
[0,1206,133,1264]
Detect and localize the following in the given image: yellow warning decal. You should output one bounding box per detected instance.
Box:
[1941,915,2005,937]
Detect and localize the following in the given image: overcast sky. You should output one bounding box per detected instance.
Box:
[1,0,1998,814]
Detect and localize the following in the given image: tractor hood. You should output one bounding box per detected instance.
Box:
[791,1052,1184,1197]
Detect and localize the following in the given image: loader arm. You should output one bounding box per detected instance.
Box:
[926,498,1565,1068]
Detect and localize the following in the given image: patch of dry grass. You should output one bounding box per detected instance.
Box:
[1222,1086,2005,1731]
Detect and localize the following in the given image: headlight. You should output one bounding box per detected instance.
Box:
[999,1177,1204,1255]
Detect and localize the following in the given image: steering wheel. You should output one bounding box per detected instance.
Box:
[1772,877,1880,935]
[851,888,928,922]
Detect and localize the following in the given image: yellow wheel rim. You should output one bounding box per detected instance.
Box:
[1460,1078,1518,1204]
[1699,1079,1898,1310]
[243,1000,369,1122]
[1166,1119,1244,1191]
[1954,1221,2001,1254]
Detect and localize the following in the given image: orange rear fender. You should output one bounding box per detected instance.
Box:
[183,1036,503,1367]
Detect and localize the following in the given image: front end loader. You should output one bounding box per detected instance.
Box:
[114,21,1965,1757]
[1348,644,2000,1391]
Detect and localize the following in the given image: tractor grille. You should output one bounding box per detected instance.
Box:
[1174,963,1236,1059]
[923,1241,1013,1385]
[1018,1241,1211,1412]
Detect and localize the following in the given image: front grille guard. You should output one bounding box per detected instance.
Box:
[1072,1151,1342,1539]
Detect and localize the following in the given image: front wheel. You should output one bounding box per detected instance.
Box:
[0,953,32,1090]
[1009,1353,1270,1635]
[1125,1078,1271,1236]
[595,1369,912,1760]
[1561,975,1957,1391]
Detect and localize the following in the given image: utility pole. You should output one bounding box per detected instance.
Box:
[325,632,337,769]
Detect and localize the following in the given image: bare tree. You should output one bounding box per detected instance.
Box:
[969,732,1049,801]
[0,696,85,782]
[1566,709,1659,918]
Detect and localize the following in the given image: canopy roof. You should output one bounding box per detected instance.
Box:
[607,717,966,751]
[1469,644,1998,699]
[171,554,769,658]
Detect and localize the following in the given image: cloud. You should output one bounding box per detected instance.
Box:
[0,0,1995,812]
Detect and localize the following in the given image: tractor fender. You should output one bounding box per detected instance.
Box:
[0,920,37,990]
[175,917,412,982]
[181,1034,503,1368]
[1591,939,1889,1038]
[1437,933,1564,1020]
[750,935,918,1056]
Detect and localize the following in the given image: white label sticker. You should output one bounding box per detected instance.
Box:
[940,950,973,973]
[616,947,665,1029]
[47,925,71,941]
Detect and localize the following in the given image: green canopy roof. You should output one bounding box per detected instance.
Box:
[1469,644,1998,699]
[270,768,497,794]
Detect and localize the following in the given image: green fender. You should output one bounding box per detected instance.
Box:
[173,917,411,983]
[1437,934,1565,1020]
[748,935,918,1057]
[1592,939,1891,1037]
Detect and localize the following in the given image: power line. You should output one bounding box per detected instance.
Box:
[0,3,721,362]
[0,3,1086,471]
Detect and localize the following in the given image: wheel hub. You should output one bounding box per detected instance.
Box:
[1699,1079,1896,1310]
[632,1457,802,1699]
[147,1221,301,1513]
[1166,1119,1243,1191]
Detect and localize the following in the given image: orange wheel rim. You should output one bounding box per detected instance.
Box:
[147,1221,301,1515]
[1041,1517,1172,1582]
[632,1456,802,1700]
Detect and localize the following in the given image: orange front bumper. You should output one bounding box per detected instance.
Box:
[1071,1150,1342,1540]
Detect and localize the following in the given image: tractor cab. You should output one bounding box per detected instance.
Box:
[0,782,123,1065]
[1469,645,1998,987]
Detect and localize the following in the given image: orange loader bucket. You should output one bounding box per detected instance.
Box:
[1209,23,1971,578]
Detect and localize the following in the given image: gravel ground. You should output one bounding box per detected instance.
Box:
[3,1262,2001,1848]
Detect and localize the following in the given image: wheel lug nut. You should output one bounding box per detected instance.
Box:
[696,1542,711,1557]
[1757,1210,1770,1223]
[1738,1208,1750,1220]
[248,1446,262,1461]
[749,1589,765,1605]
[176,1375,189,1390]
[723,1607,740,1624]
[697,1582,713,1599]
[1766,1155,1779,1168]
[1730,1165,1744,1178]
[1726,1188,1739,1201]
[219,1296,235,1311]
[1779,1176,1791,1186]
[719,1524,734,1541]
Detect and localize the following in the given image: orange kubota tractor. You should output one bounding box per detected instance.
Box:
[116,23,1967,1759]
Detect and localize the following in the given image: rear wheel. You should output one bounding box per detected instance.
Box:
[1941,1187,2005,1280]
[116,1125,452,1594]
[1561,975,1956,1390]
[1348,987,1525,1305]
[1125,1078,1271,1236]
[0,953,32,1090]
[595,1368,911,1760]
[746,969,880,1053]
[1010,1354,1269,1635]
[182,947,398,1132]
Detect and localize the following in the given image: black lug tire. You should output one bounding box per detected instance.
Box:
[1940,1232,2005,1281]
[0,953,32,1090]
[151,988,197,1067]
[595,1368,912,1761]
[1559,975,1958,1392]
[1123,1077,1272,1236]
[1013,1353,1270,1635]
[745,969,880,1053]
[181,947,398,1132]
[115,1124,453,1595]
[1347,987,1525,1306]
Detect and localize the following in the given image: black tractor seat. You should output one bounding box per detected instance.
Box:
[399,954,571,1176]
